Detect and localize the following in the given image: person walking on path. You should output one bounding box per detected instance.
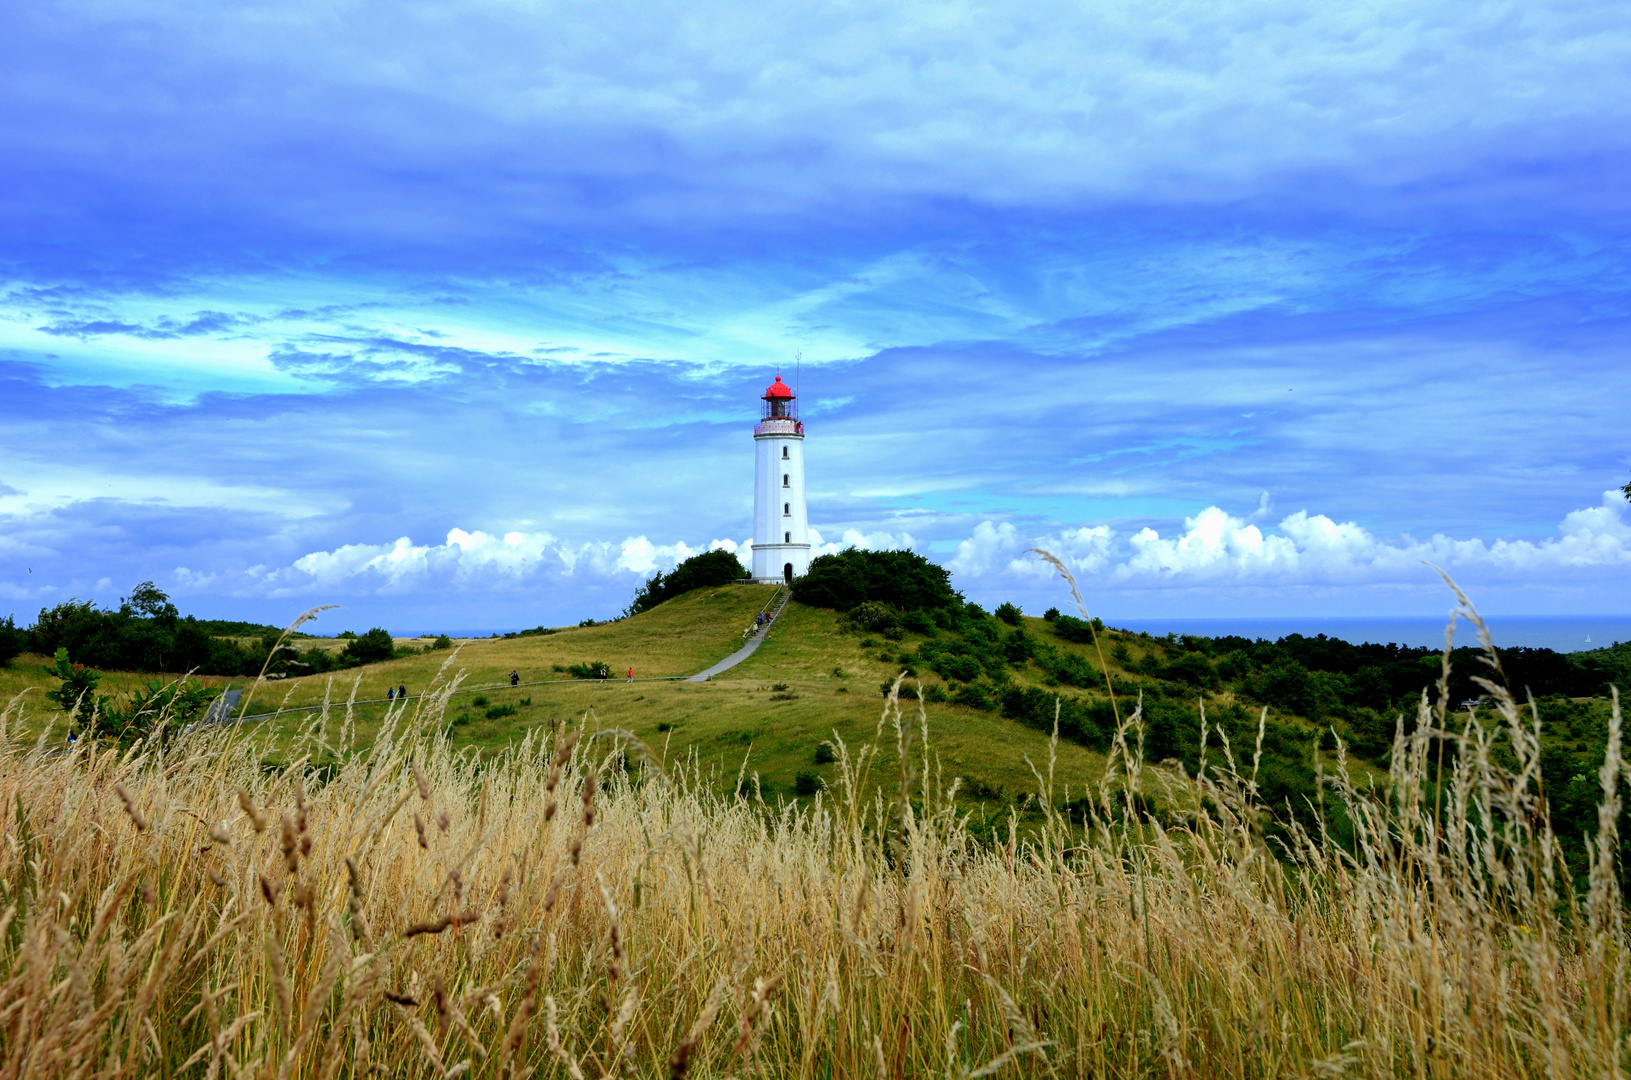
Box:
[509,669,520,687]
[626,666,634,682]
[399,684,406,700]
[387,687,395,702]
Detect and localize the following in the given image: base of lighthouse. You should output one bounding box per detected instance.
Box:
[751,543,811,584]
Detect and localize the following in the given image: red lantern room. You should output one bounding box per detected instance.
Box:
[761,374,797,420]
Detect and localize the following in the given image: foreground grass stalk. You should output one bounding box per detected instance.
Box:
[0,586,1627,1078]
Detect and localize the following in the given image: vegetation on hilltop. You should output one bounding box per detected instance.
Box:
[624,548,747,615]
[792,546,960,611]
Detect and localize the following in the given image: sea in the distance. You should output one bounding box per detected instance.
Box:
[1105,615,1631,654]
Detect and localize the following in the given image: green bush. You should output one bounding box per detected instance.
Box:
[814,742,837,764]
[844,601,900,633]
[994,602,1022,626]
[952,682,995,711]
[44,647,105,726]
[792,548,959,612]
[471,694,489,707]
[431,634,453,649]
[566,661,609,680]
[625,549,747,615]
[1052,615,1096,644]
[794,771,820,796]
[485,704,517,720]
[341,628,395,664]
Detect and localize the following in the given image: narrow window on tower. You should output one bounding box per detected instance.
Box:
[785,531,791,543]
[782,446,789,459]
[782,473,789,487]
[783,502,790,516]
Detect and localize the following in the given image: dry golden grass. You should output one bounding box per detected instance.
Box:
[0,583,1627,1078]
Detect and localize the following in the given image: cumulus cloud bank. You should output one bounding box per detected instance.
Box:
[174,525,919,599]
[951,492,1631,589]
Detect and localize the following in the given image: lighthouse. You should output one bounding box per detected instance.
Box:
[751,374,810,583]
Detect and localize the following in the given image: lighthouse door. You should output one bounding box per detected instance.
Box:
[783,563,793,584]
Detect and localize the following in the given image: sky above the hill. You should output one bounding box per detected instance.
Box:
[3,0,1631,633]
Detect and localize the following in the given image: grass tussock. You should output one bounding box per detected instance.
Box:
[0,587,1628,1078]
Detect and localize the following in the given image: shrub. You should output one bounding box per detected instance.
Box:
[793,770,820,796]
[431,634,453,649]
[994,602,1022,626]
[963,777,1003,800]
[566,661,609,679]
[1164,651,1219,690]
[792,547,959,612]
[625,549,747,615]
[952,682,995,711]
[932,652,983,683]
[1052,615,1096,644]
[484,704,517,720]
[1043,607,1060,622]
[471,695,490,708]
[44,647,105,726]
[341,628,395,664]
[1249,657,1316,716]
[842,601,899,634]
[814,742,837,764]
[999,685,1111,751]
[923,683,948,703]
[900,610,936,635]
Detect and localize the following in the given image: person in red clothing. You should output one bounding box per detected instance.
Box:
[626,666,634,683]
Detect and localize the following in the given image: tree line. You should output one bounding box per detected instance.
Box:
[0,583,433,677]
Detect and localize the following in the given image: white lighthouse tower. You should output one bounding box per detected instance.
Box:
[751,374,810,583]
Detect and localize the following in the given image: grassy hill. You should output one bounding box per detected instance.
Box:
[6,578,1627,864]
[257,587,1118,814]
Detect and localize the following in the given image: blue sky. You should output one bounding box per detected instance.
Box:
[3,0,1631,632]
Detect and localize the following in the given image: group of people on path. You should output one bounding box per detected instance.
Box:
[386,684,407,702]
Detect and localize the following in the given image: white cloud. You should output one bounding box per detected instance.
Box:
[177,528,752,598]
[808,527,919,559]
[952,491,1631,589]
[950,521,1114,580]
